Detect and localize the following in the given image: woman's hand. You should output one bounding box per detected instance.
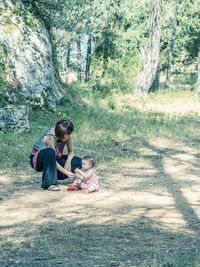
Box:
[56,162,74,179]
[65,170,75,179]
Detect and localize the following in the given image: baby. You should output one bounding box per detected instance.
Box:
[67,155,99,194]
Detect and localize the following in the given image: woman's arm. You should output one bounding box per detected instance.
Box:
[64,135,74,171]
[56,162,75,178]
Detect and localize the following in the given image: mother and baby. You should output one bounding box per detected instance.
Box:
[29,119,99,194]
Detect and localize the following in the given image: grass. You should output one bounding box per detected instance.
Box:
[0,87,200,171]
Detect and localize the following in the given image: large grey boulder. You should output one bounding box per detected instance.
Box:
[0,0,63,107]
[0,105,29,132]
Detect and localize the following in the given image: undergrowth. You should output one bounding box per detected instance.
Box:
[0,86,200,171]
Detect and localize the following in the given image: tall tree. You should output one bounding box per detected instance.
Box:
[133,0,162,96]
[165,0,179,87]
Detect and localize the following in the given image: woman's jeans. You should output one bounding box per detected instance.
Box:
[30,148,82,189]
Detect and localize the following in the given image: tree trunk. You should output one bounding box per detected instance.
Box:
[133,0,162,96]
[195,50,200,97]
[66,43,71,68]
[165,2,178,87]
[77,36,82,82]
[85,34,92,82]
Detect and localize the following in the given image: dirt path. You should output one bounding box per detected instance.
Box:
[1,138,200,266]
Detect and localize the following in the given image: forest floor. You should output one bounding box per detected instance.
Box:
[1,98,200,266]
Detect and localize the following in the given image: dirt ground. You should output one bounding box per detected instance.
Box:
[1,136,200,267]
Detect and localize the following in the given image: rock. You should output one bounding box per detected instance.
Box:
[0,105,29,132]
[0,0,63,108]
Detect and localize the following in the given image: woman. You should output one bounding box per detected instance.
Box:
[29,119,82,191]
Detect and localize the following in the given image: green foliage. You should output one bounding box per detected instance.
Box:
[3,2,39,29]
[90,0,149,93]
[19,0,200,91]
[21,0,150,93]
[91,53,141,93]
[22,0,118,34]
[178,0,200,57]
[115,0,150,52]
[161,0,200,69]
[23,10,38,28]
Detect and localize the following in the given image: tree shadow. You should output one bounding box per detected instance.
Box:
[90,132,200,236]
[0,205,200,266]
[1,100,200,266]
[137,139,200,233]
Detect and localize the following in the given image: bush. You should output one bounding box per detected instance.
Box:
[91,53,141,94]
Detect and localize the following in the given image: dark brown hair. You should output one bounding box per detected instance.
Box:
[83,155,96,167]
[55,119,74,139]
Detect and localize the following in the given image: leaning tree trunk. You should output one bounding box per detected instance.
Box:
[85,34,92,82]
[195,50,200,97]
[165,2,179,87]
[133,0,162,96]
[77,36,82,82]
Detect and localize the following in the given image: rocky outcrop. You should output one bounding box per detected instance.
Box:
[0,105,29,132]
[0,0,62,108]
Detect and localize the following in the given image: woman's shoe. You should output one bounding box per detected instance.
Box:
[48,185,60,191]
[67,185,79,191]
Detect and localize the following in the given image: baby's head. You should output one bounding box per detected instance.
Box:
[82,155,96,171]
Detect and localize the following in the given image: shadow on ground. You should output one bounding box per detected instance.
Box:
[1,137,200,266]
